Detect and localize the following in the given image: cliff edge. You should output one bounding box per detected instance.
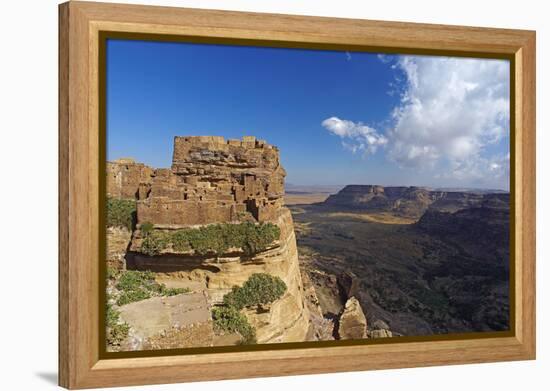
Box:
[107,136,311,346]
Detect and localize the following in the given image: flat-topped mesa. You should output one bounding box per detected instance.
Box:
[136,136,287,227]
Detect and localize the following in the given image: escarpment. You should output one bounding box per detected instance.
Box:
[107,136,311,346]
[323,184,509,218]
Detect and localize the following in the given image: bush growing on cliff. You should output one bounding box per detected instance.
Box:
[115,270,189,305]
[140,221,154,235]
[106,303,130,346]
[238,223,281,255]
[117,270,156,292]
[141,231,169,256]
[211,273,285,344]
[140,222,281,256]
[107,197,136,230]
[117,289,151,306]
[223,273,287,310]
[212,306,256,344]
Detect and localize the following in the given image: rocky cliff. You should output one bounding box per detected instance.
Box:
[107,136,311,346]
[324,184,508,219]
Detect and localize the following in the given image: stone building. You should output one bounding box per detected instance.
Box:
[107,136,313,344]
[107,136,287,226]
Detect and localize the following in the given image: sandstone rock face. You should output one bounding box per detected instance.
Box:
[368,319,394,338]
[337,270,360,301]
[109,136,311,345]
[118,292,211,340]
[337,297,367,340]
[301,268,335,341]
[106,227,132,270]
[369,329,393,338]
[126,208,310,344]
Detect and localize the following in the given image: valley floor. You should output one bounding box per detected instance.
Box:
[290,202,510,337]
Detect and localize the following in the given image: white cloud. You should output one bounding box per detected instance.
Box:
[377,54,393,64]
[322,55,510,188]
[387,56,510,176]
[322,117,388,155]
[436,152,510,186]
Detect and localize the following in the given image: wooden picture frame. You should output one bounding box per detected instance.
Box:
[59,1,536,389]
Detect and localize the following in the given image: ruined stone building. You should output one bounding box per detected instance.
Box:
[107,136,286,226]
[106,136,314,344]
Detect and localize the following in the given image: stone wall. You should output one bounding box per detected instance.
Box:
[107,158,153,199]
[107,137,286,225]
[131,136,285,226]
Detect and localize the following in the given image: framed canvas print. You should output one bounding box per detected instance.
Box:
[58,1,536,389]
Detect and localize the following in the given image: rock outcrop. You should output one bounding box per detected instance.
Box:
[337,270,360,302]
[367,319,393,338]
[324,185,439,218]
[323,185,509,219]
[108,136,311,345]
[337,297,367,340]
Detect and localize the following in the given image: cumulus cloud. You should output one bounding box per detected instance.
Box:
[377,54,394,64]
[387,56,509,177]
[322,116,388,155]
[322,55,510,187]
[437,153,510,184]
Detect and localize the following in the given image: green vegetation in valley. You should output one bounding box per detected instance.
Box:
[140,222,281,256]
[211,273,287,345]
[106,197,136,230]
[115,270,190,306]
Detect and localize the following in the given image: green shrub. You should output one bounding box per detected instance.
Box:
[106,303,120,328]
[212,306,256,344]
[160,285,191,296]
[117,270,156,291]
[115,270,190,305]
[140,222,281,257]
[116,270,156,305]
[210,273,284,345]
[223,273,287,310]
[239,223,281,255]
[106,266,120,280]
[141,231,169,256]
[117,289,151,305]
[140,221,154,235]
[172,230,192,252]
[107,322,130,346]
[106,197,136,230]
[106,303,130,346]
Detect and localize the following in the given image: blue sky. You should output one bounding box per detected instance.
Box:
[107,39,510,190]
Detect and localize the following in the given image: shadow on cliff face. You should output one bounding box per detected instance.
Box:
[125,252,222,273]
